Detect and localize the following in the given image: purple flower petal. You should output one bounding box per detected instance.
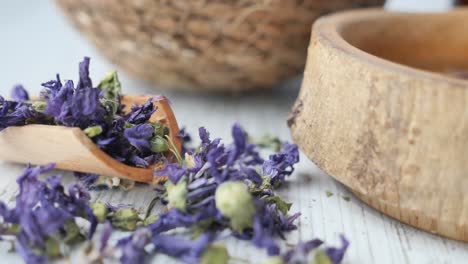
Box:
[283,238,324,263]
[71,87,101,117]
[148,209,198,234]
[232,123,247,154]
[11,85,29,102]
[1,164,98,264]
[43,80,74,123]
[41,74,62,98]
[86,205,98,239]
[252,214,280,256]
[77,57,93,89]
[126,99,156,124]
[124,124,153,152]
[74,172,99,188]
[130,154,149,168]
[262,143,299,185]
[118,228,151,264]
[100,222,113,252]
[155,163,187,184]
[152,233,215,264]
[16,234,47,264]
[198,127,210,145]
[325,235,349,264]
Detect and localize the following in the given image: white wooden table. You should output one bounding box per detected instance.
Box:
[0,1,466,263]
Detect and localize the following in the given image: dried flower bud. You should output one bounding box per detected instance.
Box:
[215,181,255,232]
[311,250,333,264]
[200,244,229,264]
[184,153,196,168]
[91,202,108,223]
[112,208,140,231]
[150,135,168,153]
[84,125,103,138]
[32,101,47,112]
[166,179,187,211]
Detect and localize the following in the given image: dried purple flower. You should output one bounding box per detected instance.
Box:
[77,56,93,89]
[43,80,74,121]
[155,162,187,184]
[40,74,62,98]
[280,235,349,264]
[148,209,198,235]
[324,235,349,264]
[71,87,101,119]
[99,222,113,253]
[252,216,281,256]
[126,98,156,124]
[0,96,40,130]
[118,228,151,264]
[178,127,193,154]
[0,164,97,263]
[11,85,29,102]
[74,172,99,188]
[262,143,299,185]
[152,233,215,264]
[124,124,154,152]
[15,235,47,264]
[283,239,324,263]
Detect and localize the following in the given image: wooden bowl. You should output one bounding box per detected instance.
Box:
[55,0,384,92]
[289,9,468,241]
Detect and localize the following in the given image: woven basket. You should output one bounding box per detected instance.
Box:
[56,0,385,92]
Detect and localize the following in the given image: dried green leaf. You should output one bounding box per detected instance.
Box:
[97,71,121,100]
[265,196,292,215]
[200,244,229,264]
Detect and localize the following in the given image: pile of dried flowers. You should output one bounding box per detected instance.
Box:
[0,58,348,264]
[2,57,176,188]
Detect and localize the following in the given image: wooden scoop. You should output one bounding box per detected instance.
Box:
[0,95,181,183]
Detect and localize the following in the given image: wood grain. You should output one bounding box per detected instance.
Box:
[290,8,468,241]
[0,95,181,183]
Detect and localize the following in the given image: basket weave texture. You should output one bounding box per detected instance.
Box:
[57,0,385,91]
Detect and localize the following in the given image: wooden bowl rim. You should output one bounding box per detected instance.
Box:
[314,8,468,90]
